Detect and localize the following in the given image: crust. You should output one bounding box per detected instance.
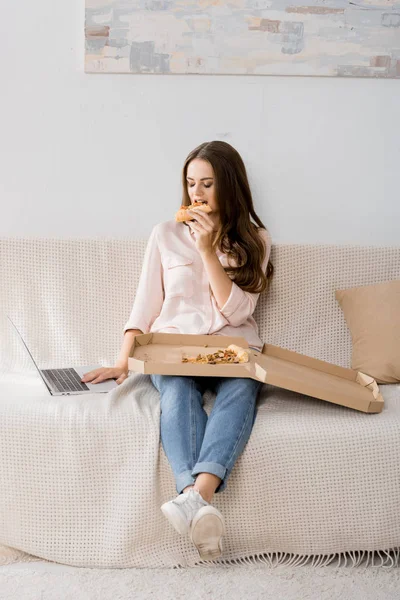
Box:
[175,202,212,222]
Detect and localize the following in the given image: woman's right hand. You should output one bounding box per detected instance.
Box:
[81,364,129,386]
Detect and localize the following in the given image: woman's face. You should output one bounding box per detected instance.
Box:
[186,159,218,214]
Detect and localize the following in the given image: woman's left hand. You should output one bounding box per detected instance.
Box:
[187,209,218,255]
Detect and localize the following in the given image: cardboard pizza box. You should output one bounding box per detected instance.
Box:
[128,333,384,414]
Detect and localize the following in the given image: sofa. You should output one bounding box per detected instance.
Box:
[0,237,399,569]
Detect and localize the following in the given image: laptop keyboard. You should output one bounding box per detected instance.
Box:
[41,368,89,393]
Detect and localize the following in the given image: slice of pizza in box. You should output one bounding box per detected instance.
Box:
[128,333,383,414]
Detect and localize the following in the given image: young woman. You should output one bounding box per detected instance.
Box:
[82,141,273,562]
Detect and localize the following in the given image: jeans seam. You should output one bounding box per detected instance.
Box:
[224,396,256,473]
[190,377,197,466]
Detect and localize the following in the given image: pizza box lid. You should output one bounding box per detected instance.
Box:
[127,333,384,414]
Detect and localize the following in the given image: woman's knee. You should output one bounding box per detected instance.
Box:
[154,376,195,410]
[152,374,189,393]
[216,377,261,401]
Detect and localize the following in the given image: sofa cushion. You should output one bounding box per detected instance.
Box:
[335,280,400,384]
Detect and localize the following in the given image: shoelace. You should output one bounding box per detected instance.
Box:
[173,490,208,522]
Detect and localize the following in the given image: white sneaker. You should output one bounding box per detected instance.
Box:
[190,505,226,561]
[161,488,209,535]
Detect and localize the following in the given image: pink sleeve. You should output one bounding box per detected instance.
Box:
[219,228,272,328]
[123,226,164,335]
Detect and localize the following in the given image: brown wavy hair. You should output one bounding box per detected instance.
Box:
[181,140,274,294]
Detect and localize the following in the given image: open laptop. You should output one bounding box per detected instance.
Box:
[7,316,118,396]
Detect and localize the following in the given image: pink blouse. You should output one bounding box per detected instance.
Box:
[123,220,272,351]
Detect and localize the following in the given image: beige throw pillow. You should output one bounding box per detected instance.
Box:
[335,280,400,384]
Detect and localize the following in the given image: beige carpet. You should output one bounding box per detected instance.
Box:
[1,554,399,600]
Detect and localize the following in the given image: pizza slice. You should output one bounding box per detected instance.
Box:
[175,201,212,222]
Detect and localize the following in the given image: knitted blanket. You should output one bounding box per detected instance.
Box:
[0,238,399,567]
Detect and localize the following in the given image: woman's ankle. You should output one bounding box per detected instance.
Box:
[193,487,213,504]
[182,485,212,503]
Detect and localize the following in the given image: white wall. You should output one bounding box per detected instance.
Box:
[1,0,399,244]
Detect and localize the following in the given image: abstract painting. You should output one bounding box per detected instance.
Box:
[85,0,400,77]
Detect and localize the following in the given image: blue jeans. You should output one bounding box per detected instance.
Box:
[150,375,262,494]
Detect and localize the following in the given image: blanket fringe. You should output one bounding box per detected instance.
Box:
[1,545,399,570]
[187,547,400,569]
